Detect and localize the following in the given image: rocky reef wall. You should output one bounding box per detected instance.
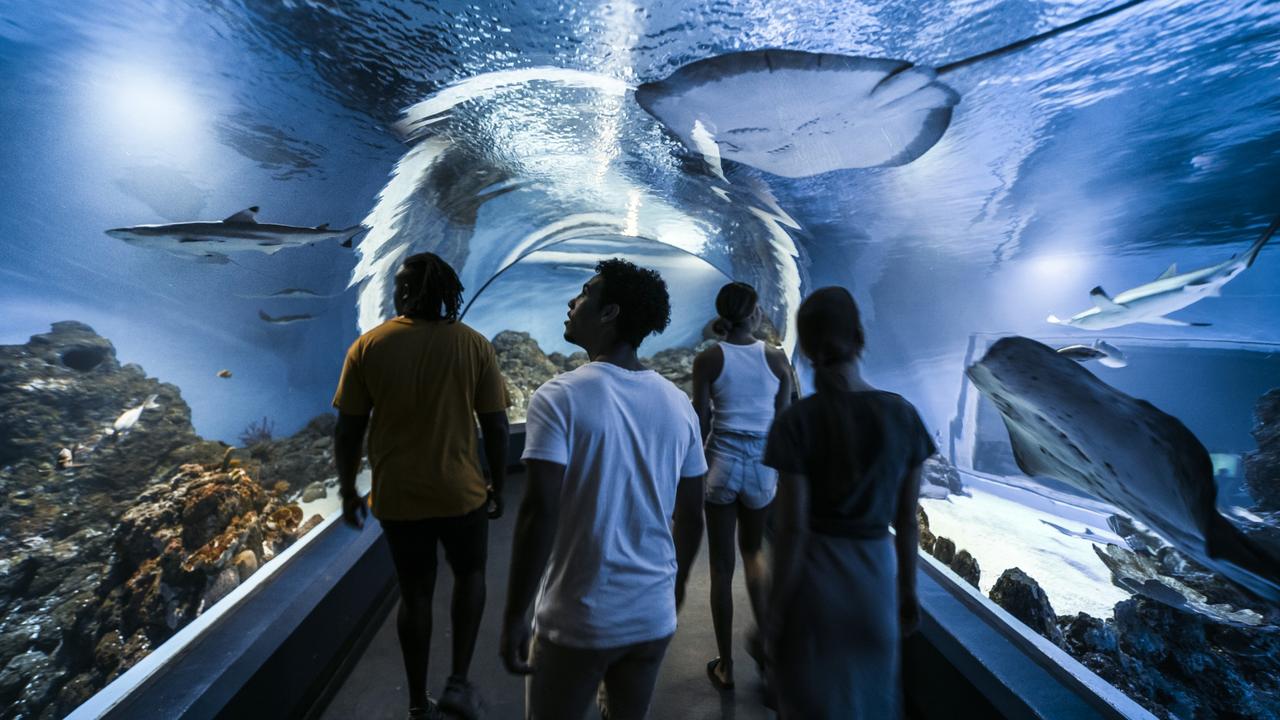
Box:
[0,324,330,719]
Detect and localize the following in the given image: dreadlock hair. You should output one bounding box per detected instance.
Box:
[397,252,464,322]
[796,286,865,394]
[712,281,758,335]
[595,258,671,348]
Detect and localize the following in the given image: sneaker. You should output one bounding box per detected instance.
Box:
[408,695,446,720]
[439,675,485,720]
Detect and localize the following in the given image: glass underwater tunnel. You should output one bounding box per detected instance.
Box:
[1,0,1278,718]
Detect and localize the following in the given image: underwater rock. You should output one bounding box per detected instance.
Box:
[1244,388,1280,513]
[950,550,980,588]
[301,482,327,504]
[242,414,340,500]
[931,536,956,565]
[644,347,697,398]
[989,567,1064,647]
[1095,515,1275,626]
[920,454,965,498]
[0,323,330,718]
[966,336,1280,601]
[916,505,936,554]
[1106,596,1280,719]
[493,330,560,422]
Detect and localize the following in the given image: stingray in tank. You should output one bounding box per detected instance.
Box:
[106,206,366,263]
[966,336,1280,603]
[1048,217,1278,330]
[636,0,1156,178]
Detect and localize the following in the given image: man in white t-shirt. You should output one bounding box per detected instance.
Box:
[501,258,707,720]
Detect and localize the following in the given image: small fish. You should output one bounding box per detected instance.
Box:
[111,394,160,437]
[258,309,314,325]
[1055,339,1128,368]
[217,369,233,378]
[57,448,72,469]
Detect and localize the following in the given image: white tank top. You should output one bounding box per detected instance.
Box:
[710,340,780,435]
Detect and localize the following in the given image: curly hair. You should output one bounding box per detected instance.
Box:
[397,252,463,321]
[595,258,671,348]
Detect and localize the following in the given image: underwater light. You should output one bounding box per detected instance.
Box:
[98,65,203,148]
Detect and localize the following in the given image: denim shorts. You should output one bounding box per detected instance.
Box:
[704,430,777,509]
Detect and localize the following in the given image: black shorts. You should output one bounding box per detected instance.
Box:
[381,505,489,580]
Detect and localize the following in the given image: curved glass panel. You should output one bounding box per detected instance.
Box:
[1,1,1277,718]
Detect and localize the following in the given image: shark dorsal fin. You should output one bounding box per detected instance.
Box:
[1089,286,1124,311]
[314,223,330,230]
[1156,263,1178,280]
[223,206,260,224]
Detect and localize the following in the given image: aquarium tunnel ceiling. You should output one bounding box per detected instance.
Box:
[2,0,1278,438]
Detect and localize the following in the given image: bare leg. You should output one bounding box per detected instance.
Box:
[705,501,738,684]
[738,501,772,628]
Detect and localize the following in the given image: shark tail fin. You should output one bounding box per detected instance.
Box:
[1089,286,1124,311]
[338,225,368,249]
[1241,216,1280,268]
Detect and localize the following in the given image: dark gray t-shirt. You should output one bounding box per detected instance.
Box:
[764,390,934,536]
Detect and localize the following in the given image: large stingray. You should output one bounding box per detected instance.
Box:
[966,336,1280,602]
[636,0,1152,178]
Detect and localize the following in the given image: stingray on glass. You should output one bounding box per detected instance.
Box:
[636,0,1155,178]
[967,336,1280,604]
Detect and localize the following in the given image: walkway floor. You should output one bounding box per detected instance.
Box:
[320,470,778,720]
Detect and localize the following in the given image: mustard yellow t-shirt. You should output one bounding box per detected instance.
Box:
[332,317,508,520]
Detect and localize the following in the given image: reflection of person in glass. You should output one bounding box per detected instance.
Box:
[332,253,509,720]
[501,259,706,720]
[763,287,933,719]
[691,282,792,690]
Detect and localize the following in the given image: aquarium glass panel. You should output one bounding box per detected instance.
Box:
[1,1,1278,718]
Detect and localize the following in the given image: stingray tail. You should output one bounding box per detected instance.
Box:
[1241,216,1280,268]
[1205,514,1280,602]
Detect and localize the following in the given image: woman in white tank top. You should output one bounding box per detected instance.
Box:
[691,282,793,691]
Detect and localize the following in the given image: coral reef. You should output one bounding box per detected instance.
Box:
[0,323,325,719]
[1245,389,1280,513]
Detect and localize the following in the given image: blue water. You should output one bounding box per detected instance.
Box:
[2,0,1280,716]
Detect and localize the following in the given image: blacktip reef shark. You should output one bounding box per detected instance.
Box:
[1048,217,1278,331]
[106,206,366,264]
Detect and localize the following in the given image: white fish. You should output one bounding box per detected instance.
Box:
[1048,218,1277,330]
[106,206,366,264]
[112,394,160,436]
[1055,339,1128,368]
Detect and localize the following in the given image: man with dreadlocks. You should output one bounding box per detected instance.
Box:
[333,252,509,720]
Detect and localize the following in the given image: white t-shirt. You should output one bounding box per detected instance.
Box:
[522,361,707,649]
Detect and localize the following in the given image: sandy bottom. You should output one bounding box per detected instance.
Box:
[921,481,1130,619]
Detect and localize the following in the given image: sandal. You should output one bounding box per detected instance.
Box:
[706,658,735,691]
